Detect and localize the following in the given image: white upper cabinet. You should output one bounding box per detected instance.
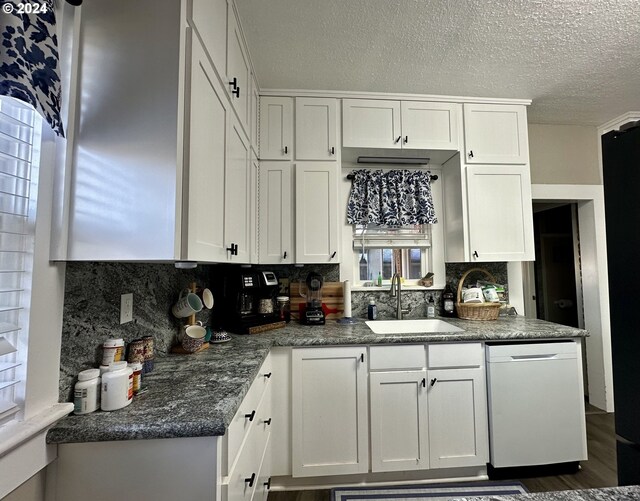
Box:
[226,4,251,133]
[259,162,293,264]
[343,99,460,150]
[225,114,251,263]
[343,99,401,148]
[295,98,338,160]
[401,101,460,150]
[295,162,340,264]
[466,165,535,261]
[250,74,259,153]
[184,35,229,262]
[463,104,528,164]
[260,97,294,160]
[190,0,228,78]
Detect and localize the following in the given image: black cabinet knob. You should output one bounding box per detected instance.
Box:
[430,378,437,387]
[422,378,426,387]
[264,372,272,379]
[468,150,474,158]
[245,473,256,487]
[473,250,479,258]
[331,251,337,258]
[283,251,287,259]
[244,410,256,421]
[404,136,408,144]
[232,86,240,98]
[330,146,335,155]
[264,477,272,490]
[284,146,288,154]
[394,136,401,144]
[228,77,238,89]
[264,418,272,425]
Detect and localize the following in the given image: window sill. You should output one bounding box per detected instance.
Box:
[351,283,445,292]
[0,403,73,458]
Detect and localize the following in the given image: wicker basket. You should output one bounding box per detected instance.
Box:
[456,268,502,321]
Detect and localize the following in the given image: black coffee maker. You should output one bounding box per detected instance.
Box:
[213,269,280,333]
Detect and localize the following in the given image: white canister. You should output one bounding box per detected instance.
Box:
[102,338,125,365]
[462,287,485,304]
[101,362,133,411]
[73,369,101,415]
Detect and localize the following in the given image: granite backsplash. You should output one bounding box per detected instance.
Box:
[59,261,507,401]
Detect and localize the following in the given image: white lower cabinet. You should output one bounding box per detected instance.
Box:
[291,346,369,477]
[427,343,488,469]
[369,370,429,472]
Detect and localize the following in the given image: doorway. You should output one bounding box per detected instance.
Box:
[532,203,583,328]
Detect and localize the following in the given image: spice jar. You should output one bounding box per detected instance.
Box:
[276,296,290,322]
[128,362,143,395]
[73,369,101,415]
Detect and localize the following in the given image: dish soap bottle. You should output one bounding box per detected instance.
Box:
[427,295,436,318]
[368,298,378,320]
[442,284,455,317]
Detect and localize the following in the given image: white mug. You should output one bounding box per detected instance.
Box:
[172,289,203,318]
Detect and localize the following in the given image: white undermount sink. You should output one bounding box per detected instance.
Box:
[366,319,464,334]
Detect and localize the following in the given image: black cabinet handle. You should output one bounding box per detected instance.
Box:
[331,251,337,258]
[232,86,240,98]
[264,477,272,490]
[430,378,437,387]
[228,77,238,89]
[330,146,335,155]
[244,410,256,421]
[284,146,288,154]
[264,418,272,425]
[404,136,408,144]
[468,150,474,158]
[360,353,365,362]
[264,372,272,379]
[473,250,479,258]
[227,243,238,256]
[283,251,287,259]
[394,136,401,144]
[245,473,256,487]
[422,378,426,387]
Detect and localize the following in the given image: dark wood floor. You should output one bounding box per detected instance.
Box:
[268,409,617,501]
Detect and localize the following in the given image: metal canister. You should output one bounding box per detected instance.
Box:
[127,338,145,364]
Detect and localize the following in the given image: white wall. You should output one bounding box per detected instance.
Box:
[528,124,601,185]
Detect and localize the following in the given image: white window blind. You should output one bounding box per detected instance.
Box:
[0,97,39,424]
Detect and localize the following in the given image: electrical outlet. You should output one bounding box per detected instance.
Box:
[120,293,133,324]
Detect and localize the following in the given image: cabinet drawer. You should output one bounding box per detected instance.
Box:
[428,343,483,369]
[227,415,271,501]
[369,345,426,370]
[227,355,272,471]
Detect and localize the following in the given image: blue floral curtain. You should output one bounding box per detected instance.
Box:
[346,169,438,226]
[0,0,64,136]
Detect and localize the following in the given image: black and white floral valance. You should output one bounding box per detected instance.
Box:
[0,0,64,136]
[346,169,438,226]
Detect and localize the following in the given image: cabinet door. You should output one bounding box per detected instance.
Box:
[466,165,534,261]
[190,0,227,77]
[258,162,293,264]
[185,34,228,262]
[249,154,259,263]
[225,115,251,262]
[342,99,401,148]
[259,97,293,160]
[401,101,460,150]
[369,371,429,472]
[292,347,369,477]
[295,163,340,264]
[427,367,488,469]
[463,104,528,164]
[226,4,250,133]
[295,97,338,160]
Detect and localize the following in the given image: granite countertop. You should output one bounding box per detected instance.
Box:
[47,316,587,444]
[455,486,640,500]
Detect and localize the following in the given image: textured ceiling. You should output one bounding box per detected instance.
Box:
[235,0,640,125]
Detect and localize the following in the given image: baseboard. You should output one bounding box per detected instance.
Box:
[270,467,488,491]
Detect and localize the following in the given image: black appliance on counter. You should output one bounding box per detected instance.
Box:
[602,122,640,485]
[212,268,280,334]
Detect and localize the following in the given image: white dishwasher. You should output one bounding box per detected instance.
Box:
[486,341,587,468]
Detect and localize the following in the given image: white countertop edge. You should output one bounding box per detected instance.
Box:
[0,403,74,458]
